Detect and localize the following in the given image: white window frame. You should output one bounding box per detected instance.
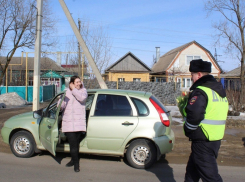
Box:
[186,55,201,65]
[118,78,125,82]
[133,78,141,82]
[187,78,191,87]
[179,77,193,88]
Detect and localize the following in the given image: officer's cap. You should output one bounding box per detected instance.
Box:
[189,59,211,73]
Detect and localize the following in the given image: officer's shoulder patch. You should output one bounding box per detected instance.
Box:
[190,96,197,105]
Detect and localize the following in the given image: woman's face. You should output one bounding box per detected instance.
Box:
[74,78,82,89]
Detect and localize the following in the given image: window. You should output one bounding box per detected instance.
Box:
[133,78,141,82]
[94,94,132,116]
[182,78,185,87]
[180,78,193,88]
[118,78,125,82]
[186,56,201,65]
[177,78,181,87]
[86,94,95,110]
[46,93,64,119]
[156,77,166,82]
[131,98,149,116]
[187,78,191,87]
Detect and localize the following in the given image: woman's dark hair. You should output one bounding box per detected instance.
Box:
[70,75,80,84]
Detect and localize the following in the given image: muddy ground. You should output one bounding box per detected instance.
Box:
[0,104,245,167]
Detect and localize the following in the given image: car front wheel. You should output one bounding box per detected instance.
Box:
[10,131,36,158]
[126,139,157,169]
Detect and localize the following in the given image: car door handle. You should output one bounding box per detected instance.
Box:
[122,122,134,125]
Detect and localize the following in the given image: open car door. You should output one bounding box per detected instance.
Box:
[39,92,66,156]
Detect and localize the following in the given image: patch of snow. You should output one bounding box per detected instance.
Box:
[227,115,245,120]
[0,92,27,106]
[166,106,182,117]
[228,105,233,111]
[171,117,184,124]
[239,112,245,117]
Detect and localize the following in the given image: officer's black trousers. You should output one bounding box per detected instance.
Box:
[65,131,86,166]
[184,140,222,182]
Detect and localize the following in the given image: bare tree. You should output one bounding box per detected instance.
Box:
[167,62,189,82]
[205,0,245,110]
[0,0,57,85]
[64,18,112,80]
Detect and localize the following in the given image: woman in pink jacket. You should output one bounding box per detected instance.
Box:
[59,75,87,172]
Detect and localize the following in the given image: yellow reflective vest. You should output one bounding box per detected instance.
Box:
[197,86,229,141]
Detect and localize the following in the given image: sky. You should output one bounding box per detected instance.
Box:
[15,0,241,72]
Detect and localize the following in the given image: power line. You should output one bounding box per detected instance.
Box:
[57,18,213,37]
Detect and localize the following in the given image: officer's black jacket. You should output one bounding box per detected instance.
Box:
[184,75,226,141]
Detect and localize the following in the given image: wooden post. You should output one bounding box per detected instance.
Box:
[10,66,12,82]
[6,67,8,93]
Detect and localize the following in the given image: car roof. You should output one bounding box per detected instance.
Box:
[87,89,152,97]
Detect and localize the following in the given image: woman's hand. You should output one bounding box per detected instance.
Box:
[79,83,83,89]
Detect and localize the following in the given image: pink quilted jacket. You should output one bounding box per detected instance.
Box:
[59,87,88,132]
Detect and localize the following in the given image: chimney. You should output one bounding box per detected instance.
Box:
[156,47,160,62]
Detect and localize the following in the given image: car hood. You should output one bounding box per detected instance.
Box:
[10,111,33,119]
[4,111,35,128]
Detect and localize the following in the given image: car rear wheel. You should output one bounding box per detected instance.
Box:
[10,131,36,158]
[126,139,157,169]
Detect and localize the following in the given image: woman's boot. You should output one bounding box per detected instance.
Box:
[65,160,74,167]
[74,163,80,172]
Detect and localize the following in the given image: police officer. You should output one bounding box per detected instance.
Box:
[184,59,228,182]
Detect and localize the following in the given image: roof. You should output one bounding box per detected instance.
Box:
[0,56,66,72]
[105,52,151,73]
[61,64,88,68]
[151,40,222,73]
[41,70,63,78]
[220,67,240,77]
[61,65,78,68]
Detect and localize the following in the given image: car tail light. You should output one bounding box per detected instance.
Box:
[150,98,170,127]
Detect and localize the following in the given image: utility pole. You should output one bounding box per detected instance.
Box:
[33,0,43,111]
[78,19,81,77]
[59,0,108,89]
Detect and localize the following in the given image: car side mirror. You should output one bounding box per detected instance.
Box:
[33,108,43,119]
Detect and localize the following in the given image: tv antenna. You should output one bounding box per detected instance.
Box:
[214,48,224,63]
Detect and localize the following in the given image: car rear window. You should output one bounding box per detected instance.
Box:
[131,98,149,116]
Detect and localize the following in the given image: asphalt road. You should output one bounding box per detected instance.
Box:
[0,152,244,182]
[1,105,245,181]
